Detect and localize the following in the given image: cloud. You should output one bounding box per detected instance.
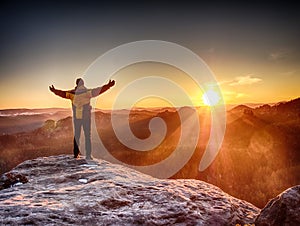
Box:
[223,91,248,98]
[229,75,262,86]
[217,80,231,85]
[236,93,247,98]
[268,49,289,61]
[281,70,296,76]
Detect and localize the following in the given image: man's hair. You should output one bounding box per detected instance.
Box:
[76,78,84,86]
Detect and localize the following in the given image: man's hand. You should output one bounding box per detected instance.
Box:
[49,85,56,93]
[48,85,67,98]
[108,80,115,87]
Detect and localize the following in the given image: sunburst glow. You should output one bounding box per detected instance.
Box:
[202,90,221,106]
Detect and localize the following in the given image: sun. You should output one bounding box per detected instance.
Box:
[202,89,221,106]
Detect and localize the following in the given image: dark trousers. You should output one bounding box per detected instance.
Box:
[73,117,91,158]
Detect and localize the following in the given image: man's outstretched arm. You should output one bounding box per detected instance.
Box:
[91,80,115,97]
[49,85,68,98]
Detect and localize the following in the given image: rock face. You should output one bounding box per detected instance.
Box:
[255,185,300,226]
[0,155,259,225]
[0,172,28,190]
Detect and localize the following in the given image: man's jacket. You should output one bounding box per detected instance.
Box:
[52,84,111,119]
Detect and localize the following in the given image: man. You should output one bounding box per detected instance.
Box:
[49,78,115,160]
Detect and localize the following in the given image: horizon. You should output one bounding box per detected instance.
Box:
[0,96,299,113]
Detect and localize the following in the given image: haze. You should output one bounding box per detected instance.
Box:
[0,2,299,109]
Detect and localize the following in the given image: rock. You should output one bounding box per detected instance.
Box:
[78,178,88,184]
[0,172,28,190]
[255,185,300,226]
[0,155,260,225]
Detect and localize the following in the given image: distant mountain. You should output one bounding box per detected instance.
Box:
[0,108,70,117]
[0,98,299,209]
[0,108,71,135]
[230,104,253,112]
[253,98,300,123]
[197,98,300,208]
[228,98,300,122]
[228,104,254,120]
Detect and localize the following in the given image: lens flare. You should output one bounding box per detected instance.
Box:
[84,40,226,178]
[202,89,221,106]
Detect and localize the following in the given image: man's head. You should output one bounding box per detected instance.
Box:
[76,78,84,86]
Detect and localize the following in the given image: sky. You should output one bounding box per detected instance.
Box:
[0,1,299,109]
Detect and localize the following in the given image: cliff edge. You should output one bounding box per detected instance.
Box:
[1,155,260,225]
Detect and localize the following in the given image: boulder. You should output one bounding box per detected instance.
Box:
[0,155,260,225]
[0,172,28,190]
[255,185,300,226]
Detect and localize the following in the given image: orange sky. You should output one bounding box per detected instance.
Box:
[0,56,298,110]
[0,2,299,109]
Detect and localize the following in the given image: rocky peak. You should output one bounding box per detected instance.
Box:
[255,185,300,226]
[0,155,260,225]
